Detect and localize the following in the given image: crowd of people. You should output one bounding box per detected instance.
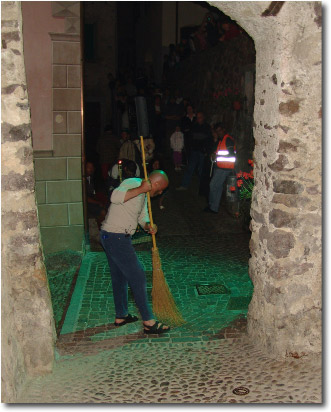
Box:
[86,84,236,227]
[86,12,242,227]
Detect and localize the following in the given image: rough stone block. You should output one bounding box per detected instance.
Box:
[1,122,31,143]
[46,180,82,203]
[67,158,81,179]
[263,283,282,305]
[53,112,67,134]
[268,155,294,172]
[67,65,80,88]
[53,65,67,88]
[40,225,84,254]
[266,230,295,258]
[1,170,35,192]
[35,182,46,204]
[267,262,289,280]
[53,135,81,157]
[67,112,81,133]
[53,41,80,65]
[269,209,298,229]
[38,204,68,227]
[278,140,300,153]
[34,158,67,181]
[273,179,304,195]
[53,89,81,111]
[69,203,83,225]
[279,100,300,116]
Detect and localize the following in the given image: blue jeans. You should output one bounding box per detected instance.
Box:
[181,150,205,188]
[100,230,153,321]
[209,168,232,212]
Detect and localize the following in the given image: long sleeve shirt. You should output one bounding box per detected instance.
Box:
[190,122,213,153]
[101,178,149,236]
[170,131,184,152]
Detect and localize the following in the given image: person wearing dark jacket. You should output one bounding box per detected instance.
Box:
[176,112,213,190]
[181,104,196,163]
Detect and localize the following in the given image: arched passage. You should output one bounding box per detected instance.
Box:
[1,1,321,402]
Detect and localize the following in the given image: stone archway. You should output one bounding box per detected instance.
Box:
[210,1,322,356]
[1,0,322,402]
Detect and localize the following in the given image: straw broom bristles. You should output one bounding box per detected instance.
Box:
[140,136,185,327]
[151,247,185,326]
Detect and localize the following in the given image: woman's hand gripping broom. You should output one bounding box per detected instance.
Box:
[140,136,185,326]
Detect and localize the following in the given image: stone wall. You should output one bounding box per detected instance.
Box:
[1,1,56,402]
[31,2,84,254]
[210,1,322,356]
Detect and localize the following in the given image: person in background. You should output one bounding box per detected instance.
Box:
[204,123,236,213]
[170,125,184,172]
[177,111,213,190]
[124,76,137,98]
[164,95,182,154]
[119,130,139,162]
[181,104,196,164]
[134,136,155,163]
[148,157,167,210]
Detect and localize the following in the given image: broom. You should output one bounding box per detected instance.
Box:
[140,136,185,327]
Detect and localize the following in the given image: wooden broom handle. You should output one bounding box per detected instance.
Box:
[140,136,157,250]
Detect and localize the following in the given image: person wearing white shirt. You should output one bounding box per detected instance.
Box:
[170,125,184,171]
[100,171,171,334]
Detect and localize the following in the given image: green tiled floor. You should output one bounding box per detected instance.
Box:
[57,167,254,346]
[45,250,82,331]
[60,233,253,343]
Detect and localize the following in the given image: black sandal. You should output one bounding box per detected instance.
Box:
[143,320,170,334]
[114,313,139,327]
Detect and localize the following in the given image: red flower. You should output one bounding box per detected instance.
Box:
[236,171,243,178]
[237,179,243,187]
[248,159,254,166]
[230,186,236,192]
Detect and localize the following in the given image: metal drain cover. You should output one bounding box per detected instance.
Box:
[233,386,250,396]
[196,284,229,295]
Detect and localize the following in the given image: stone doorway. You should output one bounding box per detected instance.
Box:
[1,1,321,403]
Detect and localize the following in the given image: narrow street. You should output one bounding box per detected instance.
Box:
[17,168,321,403]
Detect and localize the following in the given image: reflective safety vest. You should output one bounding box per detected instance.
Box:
[216,134,236,169]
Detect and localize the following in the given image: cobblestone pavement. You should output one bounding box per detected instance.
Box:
[17,167,322,403]
[18,336,321,403]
